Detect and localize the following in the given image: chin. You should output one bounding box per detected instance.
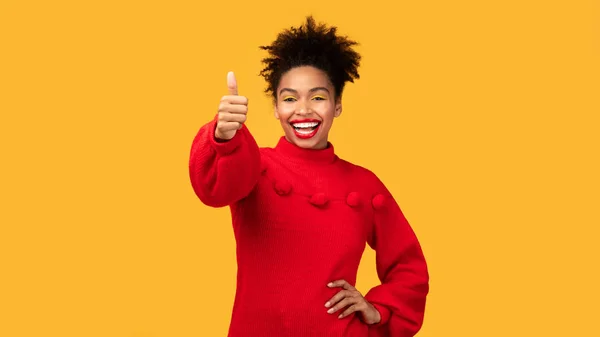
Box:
[296,137,327,150]
[283,132,318,149]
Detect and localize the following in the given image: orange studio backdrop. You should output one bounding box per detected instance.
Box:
[1,1,599,336]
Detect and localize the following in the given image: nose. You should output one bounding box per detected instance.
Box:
[297,101,310,115]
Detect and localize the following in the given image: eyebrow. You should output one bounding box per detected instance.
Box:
[279,87,330,96]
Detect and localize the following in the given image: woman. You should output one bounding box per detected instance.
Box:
[189,16,429,337]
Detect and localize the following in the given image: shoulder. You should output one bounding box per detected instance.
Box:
[256,146,275,172]
[258,146,275,155]
[258,146,278,163]
[336,158,389,195]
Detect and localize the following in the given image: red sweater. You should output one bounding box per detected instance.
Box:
[188,116,429,337]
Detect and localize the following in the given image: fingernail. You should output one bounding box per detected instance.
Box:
[327,282,333,287]
[327,308,334,314]
[338,314,343,319]
[325,302,330,307]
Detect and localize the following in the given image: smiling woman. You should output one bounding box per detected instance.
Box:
[259,16,359,150]
[188,15,429,337]
[275,66,340,146]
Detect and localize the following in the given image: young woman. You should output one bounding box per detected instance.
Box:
[189,16,429,337]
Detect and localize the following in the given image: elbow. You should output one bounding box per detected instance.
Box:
[190,181,231,208]
[196,192,229,208]
[190,177,255,208]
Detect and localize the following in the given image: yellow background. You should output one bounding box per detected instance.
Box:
[1,0,599,336]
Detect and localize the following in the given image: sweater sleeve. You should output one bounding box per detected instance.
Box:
[188,115,261,208]
[364,178,429,337]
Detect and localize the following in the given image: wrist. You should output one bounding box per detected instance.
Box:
[371,309,381,324]
[369,303,391,325]
[213,120,233,142]
[209,117,242,155]
[214,131,231,142]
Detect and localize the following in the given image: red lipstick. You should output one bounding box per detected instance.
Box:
[290,118,321,139]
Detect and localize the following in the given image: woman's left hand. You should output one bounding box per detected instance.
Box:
[325,279,381,324]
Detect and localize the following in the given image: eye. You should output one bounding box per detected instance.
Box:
[282,96,297,102]
[312,95,327,101]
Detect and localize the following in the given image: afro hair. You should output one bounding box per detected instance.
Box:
[259,15,361,102]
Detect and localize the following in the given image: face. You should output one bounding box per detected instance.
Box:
[274,65,342,150]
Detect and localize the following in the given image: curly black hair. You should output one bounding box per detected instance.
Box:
[259,15,361,102]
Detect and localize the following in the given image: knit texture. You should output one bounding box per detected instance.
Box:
[189,115,429,337]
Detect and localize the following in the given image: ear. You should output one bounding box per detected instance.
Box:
[334,96,342,118]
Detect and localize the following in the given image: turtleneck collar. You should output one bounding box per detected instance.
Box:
[274,136,337,164]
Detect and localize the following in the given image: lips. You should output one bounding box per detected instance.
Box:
[290,119,321,139]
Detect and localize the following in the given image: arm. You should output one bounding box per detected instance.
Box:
[188,114,261,208]
[365,180,430,337]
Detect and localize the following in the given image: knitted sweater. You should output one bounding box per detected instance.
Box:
[188,116,429,337]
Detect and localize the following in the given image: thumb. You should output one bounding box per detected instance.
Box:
[227,71,238,95]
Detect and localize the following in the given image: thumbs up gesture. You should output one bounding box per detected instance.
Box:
[215,71,249,140]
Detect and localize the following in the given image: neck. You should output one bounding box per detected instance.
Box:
[275,136,337,164]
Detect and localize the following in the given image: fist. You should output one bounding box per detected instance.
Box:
[215,71,249,140]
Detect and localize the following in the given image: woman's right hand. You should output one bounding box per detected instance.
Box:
[215,71,249,140]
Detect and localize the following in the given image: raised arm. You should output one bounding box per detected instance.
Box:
[188,72,261,208]
[365,178,430,337]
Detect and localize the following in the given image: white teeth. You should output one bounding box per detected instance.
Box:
[296,129,314,135]
[291,122,319,128]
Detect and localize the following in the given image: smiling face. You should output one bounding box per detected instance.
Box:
[274,66,342,150]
